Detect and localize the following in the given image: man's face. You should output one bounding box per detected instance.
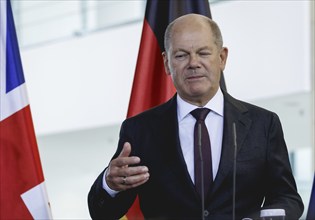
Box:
[163,18,228,106]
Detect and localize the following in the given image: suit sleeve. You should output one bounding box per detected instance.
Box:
[262,113,304,219]
[87,170,138,219]
[87,120,138,219]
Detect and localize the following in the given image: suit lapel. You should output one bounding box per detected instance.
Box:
[210,92,252,196]
[156,95,200,201]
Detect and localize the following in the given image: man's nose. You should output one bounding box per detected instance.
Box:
[189,54,200,68]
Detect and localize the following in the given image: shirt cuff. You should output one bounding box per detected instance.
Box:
[102,168,119,197]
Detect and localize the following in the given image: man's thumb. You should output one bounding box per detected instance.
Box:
[119,142,131,157]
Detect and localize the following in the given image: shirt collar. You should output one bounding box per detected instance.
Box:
[177,88,224,122]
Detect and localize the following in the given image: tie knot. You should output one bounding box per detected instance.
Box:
[191,108,210,121]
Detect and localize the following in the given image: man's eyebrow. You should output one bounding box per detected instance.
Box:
[173,48,189,53]
[197,46,212,51]
[175,46,212,52]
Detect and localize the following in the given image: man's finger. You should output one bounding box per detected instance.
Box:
[121,173,150,190]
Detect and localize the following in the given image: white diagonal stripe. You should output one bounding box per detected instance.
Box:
[21,181,53,220]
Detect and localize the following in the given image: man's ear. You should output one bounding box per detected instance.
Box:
[162,52,171,75]
[219,47,228,71]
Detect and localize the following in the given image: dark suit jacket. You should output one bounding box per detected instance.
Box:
[88,91,304,220]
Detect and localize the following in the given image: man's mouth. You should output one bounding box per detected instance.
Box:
[187,75,204,80]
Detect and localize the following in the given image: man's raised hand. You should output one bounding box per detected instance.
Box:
[105,142,150,191]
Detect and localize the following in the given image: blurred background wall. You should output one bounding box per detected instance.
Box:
[11,0,314,219]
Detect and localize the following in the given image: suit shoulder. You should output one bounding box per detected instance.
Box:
[225,92,279,119]
[125,97,176,121]
[122,96,177,127]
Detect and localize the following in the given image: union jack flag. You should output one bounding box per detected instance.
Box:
[0,0,52,218]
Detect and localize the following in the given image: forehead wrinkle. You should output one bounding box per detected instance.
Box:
[172,30,215,49]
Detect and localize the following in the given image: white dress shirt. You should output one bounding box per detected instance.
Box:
[103,89,224,196]
[177,89,224,182]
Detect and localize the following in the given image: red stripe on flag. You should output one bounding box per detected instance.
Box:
[0,106,44,219]
[127,19,175,118]
[125,196,142,220]
[125,19,175,220]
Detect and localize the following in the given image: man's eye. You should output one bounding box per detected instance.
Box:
[175,54,187,59]
[199,52,211,57]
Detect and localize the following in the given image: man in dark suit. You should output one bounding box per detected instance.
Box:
[88,14,304,220]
